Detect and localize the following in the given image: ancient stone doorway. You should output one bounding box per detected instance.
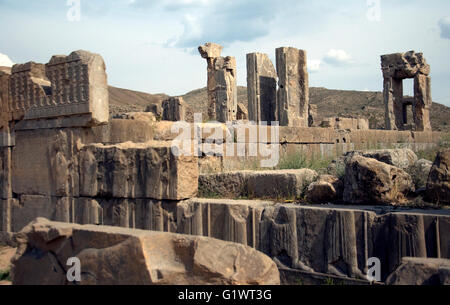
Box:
[381,51,432,131]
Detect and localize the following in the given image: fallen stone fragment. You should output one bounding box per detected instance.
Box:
[343,155,414,205]
[11,218,280,285]
[306,175,343,204]
[426,148,450,205]
[386,257,450,285]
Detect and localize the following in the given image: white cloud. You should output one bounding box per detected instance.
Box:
[323,49,353,66]
[0,53,14,67]
[439,16,450,39]
[308,59,322,73]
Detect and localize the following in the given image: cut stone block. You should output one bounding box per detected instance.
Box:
[199,169,318,199]
[79,141,198,200]
[10,50,109,127]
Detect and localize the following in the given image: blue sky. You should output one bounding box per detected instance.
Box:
[1,0,449,106]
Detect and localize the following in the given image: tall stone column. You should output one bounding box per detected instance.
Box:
[413,74,432,131]
[276,47,309,127]
[383,77,404,130]
[198,43,237,123]
[0,67,13,147]
[162,97,186,122]
[246,53,277,123]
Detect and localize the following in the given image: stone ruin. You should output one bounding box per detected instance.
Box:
[0,48,448,285]
[246,53,277,123]
[198,43,237,123]
[162,96,186,121]
[381,51,432,131]
[246,47,309,127]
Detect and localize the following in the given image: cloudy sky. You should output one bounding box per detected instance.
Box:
[1,0,449,106]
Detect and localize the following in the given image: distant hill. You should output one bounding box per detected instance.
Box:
[108,86,168,116]
[108,85,450,132]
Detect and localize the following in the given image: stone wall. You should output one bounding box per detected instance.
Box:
[320,117,369,130]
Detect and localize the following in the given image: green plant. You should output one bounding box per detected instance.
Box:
[0,269,11,282]
[415,132,450,162]
[197,186,222,199]
[323,277,345,286]
[335,161,346,180]
[275,152,333,172]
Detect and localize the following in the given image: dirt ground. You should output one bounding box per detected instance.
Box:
[0,246,16,285]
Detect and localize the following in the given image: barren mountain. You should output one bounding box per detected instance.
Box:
[109,86,450,132]
[108,86,168,117]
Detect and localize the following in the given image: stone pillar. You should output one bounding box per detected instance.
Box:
[198,43,237,123]
[0,67,13,147]
[383,77,404,130]
[246,53,277,123]
[276,47,309,127]
[236,103,248,120]
[402,103,408,124]
[162,97,186,121]
[413,74,432,131]
[308,104,318,127]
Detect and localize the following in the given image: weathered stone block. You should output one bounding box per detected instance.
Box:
[11,219,280,285]
[74,198,103,225]
[177,198,273,249]
[386,257,450,285]
[199,169,318,199]
[162,97,186,121]
[306,175,343,204]
[79,141,198,200]
[247,53,277,123]
[347,148,418,170]
[381,51,430,79]
[105,119,154,144]
[10,195,72,232]
[426,148,450,205]
[343,155,414,205]
[246,169,318,199]
[10,50,109,127]
[145,103,163,120]
[12,129,81,197]
[276,47,309,127]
